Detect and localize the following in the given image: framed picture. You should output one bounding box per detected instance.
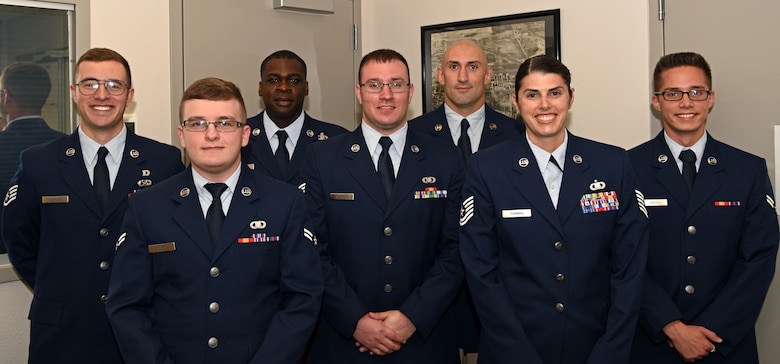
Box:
[421,9,560,118]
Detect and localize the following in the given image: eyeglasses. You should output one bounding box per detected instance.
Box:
[654,89,711,101]
[181,119,245,132]
[75,79,129,96]
[359,80,410,93]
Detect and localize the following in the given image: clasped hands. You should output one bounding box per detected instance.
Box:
[663,320,723,362]
[353,310,416,356]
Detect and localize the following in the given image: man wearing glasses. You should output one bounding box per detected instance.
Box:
[629,52,779,363]
[3,48,184,363]
[302,49,464,363]
[107,77,323,364]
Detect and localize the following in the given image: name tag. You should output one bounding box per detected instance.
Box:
[501,209,532,218]
[330,192,355,201]
[148,242,176,254]
[645,198,668,207]
[41,195,69,204]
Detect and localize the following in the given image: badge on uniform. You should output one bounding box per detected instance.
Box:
[148,242,176,253]
[460,195,475,226]
[3,185,18,206]
[304,228,318,247]
[414,187,447,200]
[237,233,280,244]
[714,201,741,207]
[580,191,620,213]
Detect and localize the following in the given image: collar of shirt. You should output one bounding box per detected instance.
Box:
[6,114,43,127]
[664,130,707,173]
[361,122,407,176]
[79,125,127,187]
[527,130,568,174]
[192,163,241,218]
[263,111,304,155]
[444,103,485,153]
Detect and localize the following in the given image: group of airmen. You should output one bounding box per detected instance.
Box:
[0,38,777,364]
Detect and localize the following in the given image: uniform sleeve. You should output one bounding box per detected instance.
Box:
[106,198,172,364]
[3,152,41,288]
[690,161,779,356]
[459,156,546,364]
[250,191,324,363]
[586,153,649,363]
[301,146,368,338]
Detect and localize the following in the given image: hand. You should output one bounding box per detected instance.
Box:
[368,310,416,341]
[663,320,723,362]
[353,313,405,356]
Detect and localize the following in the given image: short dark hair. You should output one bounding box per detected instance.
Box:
[653,52,712,91]
[261,50,307,78]
[514,55,572,95]
[76,48,132,87]
[358,49,410,83]
[179,77,247,121]
[0,62,51,112]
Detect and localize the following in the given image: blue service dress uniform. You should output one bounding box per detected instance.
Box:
[302,127,465,363]
[409,104,523,353]
[459,132,649,364]
[106,165,323,364]
[2,129,184,364]
[628,132,779,363]
[242,111,348,187]
[0,117,66,253]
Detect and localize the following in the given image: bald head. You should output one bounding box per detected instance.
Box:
[437,39,492,116]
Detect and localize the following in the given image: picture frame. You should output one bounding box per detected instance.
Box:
[421,9,560,118]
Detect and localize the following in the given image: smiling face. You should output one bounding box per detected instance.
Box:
[512,71,573,152]
[178,98,249,181]
[71,60,134,139]
[437,40,492,116]
[259,57,308,128]
[652,65,714,146]
[356,59,413,135]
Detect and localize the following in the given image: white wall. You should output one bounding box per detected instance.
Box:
[361,0,653,150]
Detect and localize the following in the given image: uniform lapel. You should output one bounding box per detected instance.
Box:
[346,128,387,209]
[287,115,315,182]
[213,166,261,260]
[385,134,425,216]
[171,169,214,258]
[105,132,143,219]
[511,139,564,235]
[478,106,506,149]
[59,133,102,217]
[427,107,453,143]
[650,134,689,208]
[556,135,592,224]
[686,139,725,217]
[249,112,284,180]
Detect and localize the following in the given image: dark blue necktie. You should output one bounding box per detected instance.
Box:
[457,118,472,166]
[275,130,290,176]
[680,149,697,192]
[93,147,110,212]
[377,137,395,199]
[205,183,228,246]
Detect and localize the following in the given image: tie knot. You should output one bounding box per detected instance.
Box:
[97,146,109,160]
[679,149,697,163]
[205,183,228,199]
[379,136,393,150]
[549,155,563,171]
[461,118,470,129]
[276,130,288,143]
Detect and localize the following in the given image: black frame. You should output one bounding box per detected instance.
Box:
[421,9,561,117]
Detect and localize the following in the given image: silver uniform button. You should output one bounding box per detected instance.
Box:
[383,227,393,237]
[553,241,564,251]
[209,302,220,313]
[555,303,565,313]
[99,228,109,237]
[210,267,220,277]
[208,337,218,349]
[685,285,695,294]
[384,255,393,265]
[686,256,697,264]
[100,294,108,303]
[384,284,393,293]
[687,225,697,235]
[99,261,110,270]
[555,273,565,282]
